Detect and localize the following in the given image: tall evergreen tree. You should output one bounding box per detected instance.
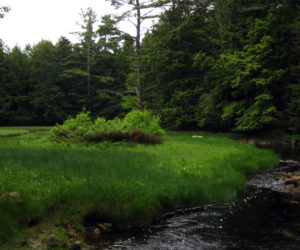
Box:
[30,40,64,124]
[0,40,9,123]
[55,36,84,117]
[108,0,168,110]
[92,14,129,118]
[3,46,33,123]
[141,2,212,129]
[0,5,10,18]
[72,7,98,109]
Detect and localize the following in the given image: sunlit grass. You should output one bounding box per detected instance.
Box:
[0,127,50,136]
[0,127,278,244]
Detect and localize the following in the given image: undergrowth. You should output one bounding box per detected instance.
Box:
[51,109,164,144]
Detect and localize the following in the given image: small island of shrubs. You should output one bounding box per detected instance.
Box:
[51,109,165,144]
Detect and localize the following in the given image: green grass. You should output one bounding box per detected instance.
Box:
[0,127,50,137]
[0,128,278,245]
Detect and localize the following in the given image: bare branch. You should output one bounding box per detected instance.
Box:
[93,87,136,97]
[144,85,157,91]
[128,18,138,28]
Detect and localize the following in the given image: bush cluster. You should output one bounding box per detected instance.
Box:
[51,110,164,144]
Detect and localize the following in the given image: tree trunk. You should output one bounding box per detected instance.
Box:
[87,43,91,108]
[135,0,143,110]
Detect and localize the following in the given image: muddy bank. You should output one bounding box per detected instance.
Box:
[238,132,299,148]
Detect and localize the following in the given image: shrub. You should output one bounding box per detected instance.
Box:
[94,117,107,131]
[51,110,164,144]
[123,110,165,136]
[85,117,108,141]
[50,110,92,141]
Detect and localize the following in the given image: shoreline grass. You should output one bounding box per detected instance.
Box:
[0,127,278,245]
[0,127,51,137]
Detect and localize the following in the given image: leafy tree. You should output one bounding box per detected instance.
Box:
[141,4,210,129]
[195,0,286,132]
[139,0,300,132]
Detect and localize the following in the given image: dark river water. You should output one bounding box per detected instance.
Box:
[96,145,300,250]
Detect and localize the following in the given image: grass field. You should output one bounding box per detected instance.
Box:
[0,127,50,137]
[0,127,278,246]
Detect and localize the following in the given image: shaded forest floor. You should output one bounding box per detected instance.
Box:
[0,127,278,249]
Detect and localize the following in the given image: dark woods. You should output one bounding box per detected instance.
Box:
[0,0,299,134]
[0,11,133,126]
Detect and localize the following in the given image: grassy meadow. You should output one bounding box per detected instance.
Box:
[0,127,278,245]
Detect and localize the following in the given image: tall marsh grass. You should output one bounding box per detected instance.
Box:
[0,129,278,244]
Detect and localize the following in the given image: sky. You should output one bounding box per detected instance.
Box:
[0,0,144,49]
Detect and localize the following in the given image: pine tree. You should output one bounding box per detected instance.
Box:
[108,0,168,110]
[30,40,64,124]
[72,7,98,109]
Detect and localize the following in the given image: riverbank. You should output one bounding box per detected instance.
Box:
[106,146,300,250]
[0,128,278,248]
[238,131,300,148]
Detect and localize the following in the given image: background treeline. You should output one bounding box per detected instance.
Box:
[0,11,134,125]
[0,0,299,134]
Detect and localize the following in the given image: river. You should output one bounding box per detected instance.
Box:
[95,145,300,249]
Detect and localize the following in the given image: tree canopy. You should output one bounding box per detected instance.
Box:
[0,1,299,134]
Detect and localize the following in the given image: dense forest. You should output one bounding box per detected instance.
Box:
[0,0,299,134]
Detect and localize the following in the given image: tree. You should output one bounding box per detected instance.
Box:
[98,14,122,52]
[286,3,300,133]
[92,14,130,118]
[3,46,33,124]
[72,7,98,108]
[0,40,9,123]
[194,0,285,132]
[139,0,300,132]
[140,3,212,129]
[0,5,10,18]
[30,40,65,124]
[55,36,84,117]
[108,0,168,110]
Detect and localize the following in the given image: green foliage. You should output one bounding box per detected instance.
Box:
[234,94,277,132]
[93,117,108,132]
[140,0,299,133]
[0,13,130,125]
[123,110,165,136]
[51,109,164,144]
[196,93,224,130]
[286,5,300,133]
[0,0,299,133]
[287,82,300,133]
[0,6,10,18]
[51,109,92,140]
